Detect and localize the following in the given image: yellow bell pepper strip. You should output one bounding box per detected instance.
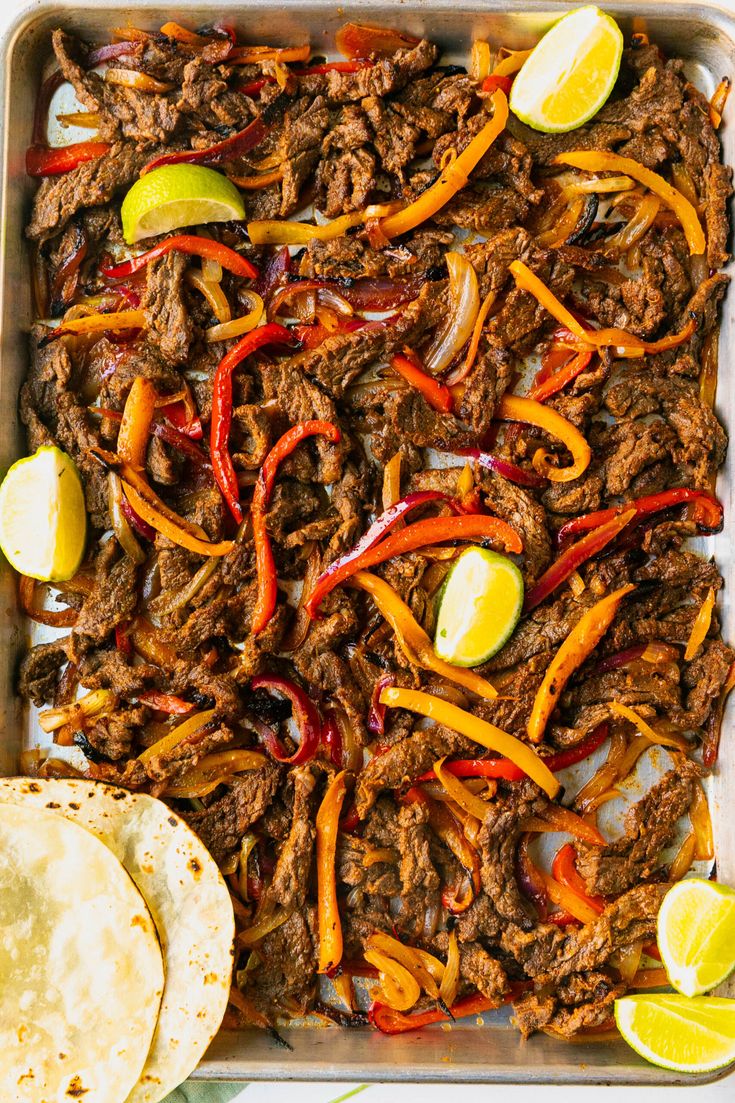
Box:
[380,686,560,799]
[684,586,716,661]
[491,47,533,77]
[38,309,146,346]
[509,260,697,356]
[527,585,635,744]
[117,376,157,469]
[351,571,498,701]
[497,394,592,483]
[251,420,341,635]
[379,89,509,239]
[439,929,460,1007]
[247,201,402,245]
[316,769,348,974]
[539,868,601,926]
[525,805,605,847]
[553,150,706,256]
[90,446,235,557]
[164,749,268,799]
[607,702,690,751]
[434,756,493,821]
[137,708,218,766]
[366,932,445,999]
[363,949,421,1011]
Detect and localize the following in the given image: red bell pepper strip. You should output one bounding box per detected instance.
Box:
[120,497,156,540]
[141,105,280,174]
[239,77,272,96]
[252,420,342,634]
[336,22,420,60]
[115,622,133,658]
[321,710,343,768]
[552,843,605,914]
[390,352,454,414]
[369,992,496,1035]
[304,491,461,619]
[26,141,112,177]
[367,674,395,735]
[481,74,513,94]
[101,234,258,281]
[527,350,593,403]
[210,322,299,522]
[557,488,724,544]
[460,448,547,489]
[250,674,322,763]
[340,802,361,833]
[415,722,609,783]
[159,396,203,440]
[524,509,636,613]
[138,691,194,715]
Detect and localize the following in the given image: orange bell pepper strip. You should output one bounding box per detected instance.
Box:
[316,770,348,973]
[336,22,420,59]
[497,394,592,483]
[350,571,498,700]
[38,310,145,346]
[528,585,635,743]
[251,420,341,635]
[509,259,697,355]
[554,150,706,256]
[380,686,560,799]
[552,843,605,914]
[90,446,235,557]
[307,513,522,616]
[684,586,716,661]
[379,89,509,238]
[390,352,454,413]
[117,376,157,469]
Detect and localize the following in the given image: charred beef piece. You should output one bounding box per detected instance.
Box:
[18,639,69,706]
[184,762,282,862]
[513,971,625,1038]
[355,724,476,816]
[264,764,318,911]
[575,759,702,895]
[142,251,193,365]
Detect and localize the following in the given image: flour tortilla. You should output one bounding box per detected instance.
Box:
[0,802,164,1103]
[0,778,235,1103]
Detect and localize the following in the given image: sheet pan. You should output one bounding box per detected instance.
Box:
[1,0,734,1085]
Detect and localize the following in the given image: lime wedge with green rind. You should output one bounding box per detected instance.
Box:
[0,446,86,581]
[433,546,524,667]
[510,6,623,134]
[615,994,735,1074]
[657,879,735,998]
[121,164,246,244]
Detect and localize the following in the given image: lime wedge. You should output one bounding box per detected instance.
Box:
[0,446,86,581]
[121,164,246,244]
[657,879,735,998]
[509,6,623,133]
[615,994,735,1074]
[434,546,524,667]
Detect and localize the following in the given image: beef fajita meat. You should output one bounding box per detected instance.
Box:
[18,18,733,1039]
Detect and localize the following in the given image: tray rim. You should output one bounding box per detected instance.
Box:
[1,0,734,1087]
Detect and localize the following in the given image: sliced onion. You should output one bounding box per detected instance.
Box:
[186,269,231,323]
[423,252,479,375]
[108,471,146,564]
[206,291,264,342]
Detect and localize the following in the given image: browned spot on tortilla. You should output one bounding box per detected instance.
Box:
[66,1076,89,1097]
[189,857,202,876]
[131,914,148,929]
[112,790,127,800]
[45,802,61,809]
[69,803,80,810]
[168,815,177,827]
[17,1070,34,1083]
[204,972,218,984]
[28,782,41,792]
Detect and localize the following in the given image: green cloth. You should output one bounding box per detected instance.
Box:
[162,1084,246,1103]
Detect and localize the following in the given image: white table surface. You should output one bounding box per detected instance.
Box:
[6,1,734,1100]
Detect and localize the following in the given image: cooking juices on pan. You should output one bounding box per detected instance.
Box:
[13,8,735,1058]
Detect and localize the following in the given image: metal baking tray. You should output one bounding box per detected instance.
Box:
[1,0,734,1086]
